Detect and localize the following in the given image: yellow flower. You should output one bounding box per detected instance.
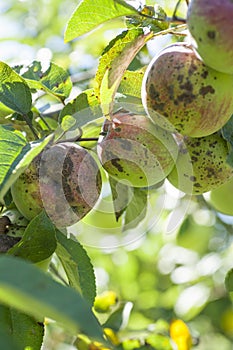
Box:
[170,319,192,350]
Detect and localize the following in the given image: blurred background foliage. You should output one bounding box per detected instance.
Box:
[1,1,233,349]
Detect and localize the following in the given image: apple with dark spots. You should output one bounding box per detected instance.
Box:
[97,112,178,187]
[142,43,233,137]
[11,142,102,227]
[167,132,233,194]
[187,0,233,74]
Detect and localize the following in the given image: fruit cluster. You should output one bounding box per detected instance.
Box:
[11,0,233,225]
[141,0,233,208]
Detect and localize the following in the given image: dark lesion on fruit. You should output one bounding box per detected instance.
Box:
[199,85,215,97]
[194,182,202,188]
[114,127,122,133]
[201,70,209,79]
[111,158,124,173]
[62,176,75,203]
[168,85,175,100]
[149,84,160,100]
[176,91,196,105]
[207,30,216,40]
[96,172,102,193]
[152,102,166,112]
[188,61,198,76]
[191,156,198,162]
[177,74,184,83]
[190,176,197,182]
[180,80,193,92]
[62,154,74,176]
[205,167,217,178]
[205,150,213,157]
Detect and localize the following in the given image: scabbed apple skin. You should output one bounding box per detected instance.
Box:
[97,113,178,187]
[142,43,233,137]
[209,176,233,216]
[167,132,233,194]
[11,155,43,221]
[11,143,102,227]
[187,0,233,74]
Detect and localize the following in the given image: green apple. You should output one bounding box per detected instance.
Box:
[209,176,233,215]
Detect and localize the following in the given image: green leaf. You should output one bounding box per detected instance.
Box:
[108,179,148,229]
[0,255,103,340]
[64,0,138,42]
[94,28,153,114]
[22,61,72,101]
[0,102,14,119]
[0,319,21,350]
[59,88,102,127]
[100,70,119,116]
[225,268,233,293]
[61,115,77,132]
[221,114,233,167]
[8,211,57,263]
[118,69,146,98]
[109,177,130,221]
[123,187,148,231]
[0,61,32,114]
[95,29,139,91]
[80,120,103,148]
[56,230,96,305]
[0,125,53,203]
[57,89,102,143]
[0,305,21,350]
[0,305,44,350]
[126,4,168,31]
[103,301,133,331]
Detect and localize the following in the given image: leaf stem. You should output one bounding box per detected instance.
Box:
[78,137,99,142]
[22,114,39,140]
[49,262,69,286]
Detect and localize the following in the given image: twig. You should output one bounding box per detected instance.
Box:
[153,24,187,38]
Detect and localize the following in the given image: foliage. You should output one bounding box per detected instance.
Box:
[0,1,233,349]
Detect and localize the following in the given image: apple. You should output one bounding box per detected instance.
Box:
[97,112,178,187]
[167,132,233,194]
[142,43,233,137]
[11,142,102,227]
[208,176,233,215]
[187,0,233,74]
